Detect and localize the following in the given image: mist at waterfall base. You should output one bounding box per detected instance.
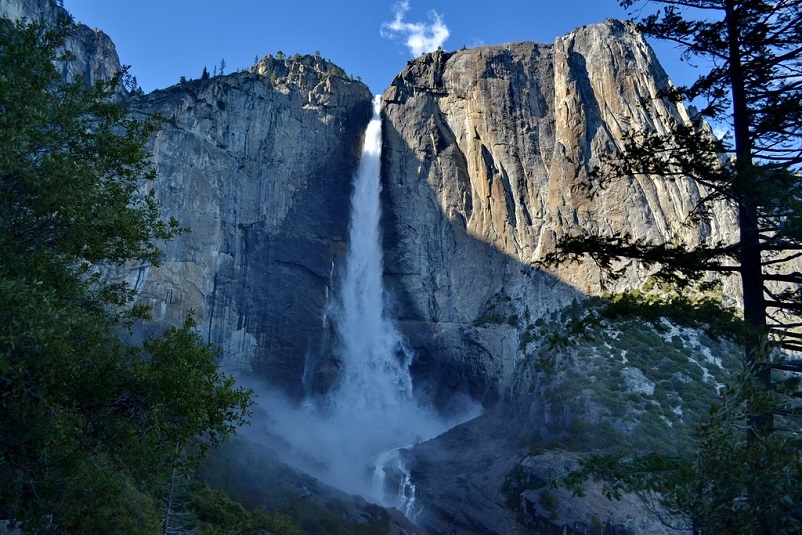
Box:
[239,96,481,508]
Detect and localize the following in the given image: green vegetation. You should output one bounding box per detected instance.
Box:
[561,367,802,533]
[542,0,802,531]
[474,312,506,327]
[501,462,546,510]
[474,291,517,327]
[0,16,255,532]
[201,440,394,535]
[538,490,560,519]
[185,480,303,534]
[518,296,738,455]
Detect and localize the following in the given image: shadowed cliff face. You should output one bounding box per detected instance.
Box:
[380,20,739,409]
[121,62,373,399]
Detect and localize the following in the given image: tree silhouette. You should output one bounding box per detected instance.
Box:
[547,0,802,428]
[550,1,802,531]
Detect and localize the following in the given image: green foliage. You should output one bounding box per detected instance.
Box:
[519,326,537,350]
[560,367,802,533]
[127,320,253,472]
[473,312,505,327]
[538,490,560,518]
[187,480,303,535]
[0,22,177,271]
[600,281,744,342]
[502,463,546,509]
[688,368,802,533]
[520,296,739,455]
[474,291,518,327]
[0,16,253,532]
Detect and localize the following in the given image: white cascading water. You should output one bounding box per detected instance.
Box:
[331,95,414,417]
[247,95,479,513]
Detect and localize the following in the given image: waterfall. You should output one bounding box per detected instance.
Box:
[331,95,414,419]
[373,448,421,521]
[320,94,450,502]
[246,95,480,513]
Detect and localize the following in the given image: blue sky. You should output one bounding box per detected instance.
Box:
[62,0,697,95]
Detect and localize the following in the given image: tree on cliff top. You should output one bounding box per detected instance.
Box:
[0,16,252,532]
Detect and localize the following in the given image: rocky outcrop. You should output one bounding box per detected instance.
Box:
[401,410,684,535]
[381,20,738,409]
[1,0,123,87]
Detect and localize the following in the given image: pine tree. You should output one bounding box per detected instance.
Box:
[549,1,802,531]
[0,16,252,532]
[547,0,802,429]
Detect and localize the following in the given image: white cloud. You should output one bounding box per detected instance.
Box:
[380,1,450,57]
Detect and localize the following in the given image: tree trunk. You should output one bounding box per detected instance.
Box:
[725,0,771,430]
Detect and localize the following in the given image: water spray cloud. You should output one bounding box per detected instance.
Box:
[381,1,450,57]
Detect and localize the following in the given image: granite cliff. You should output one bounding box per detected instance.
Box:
[380,20,737,409]
[1,0,123,87]
[121,60,372,398]
[0,3,373,401]
[373,23,737,532]
[1,2,740,532]
[1,0,735,408]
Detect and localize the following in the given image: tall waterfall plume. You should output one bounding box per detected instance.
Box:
[245,95,479,505]
[331,95,414,419]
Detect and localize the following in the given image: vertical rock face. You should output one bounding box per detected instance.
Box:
[381,20,738,408]
[122,61,373,398]
[3,0,375,399]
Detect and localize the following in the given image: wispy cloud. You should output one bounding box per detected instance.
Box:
[380,1,450,57]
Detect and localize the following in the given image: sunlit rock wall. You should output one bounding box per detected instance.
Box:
[381,20,738,408]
